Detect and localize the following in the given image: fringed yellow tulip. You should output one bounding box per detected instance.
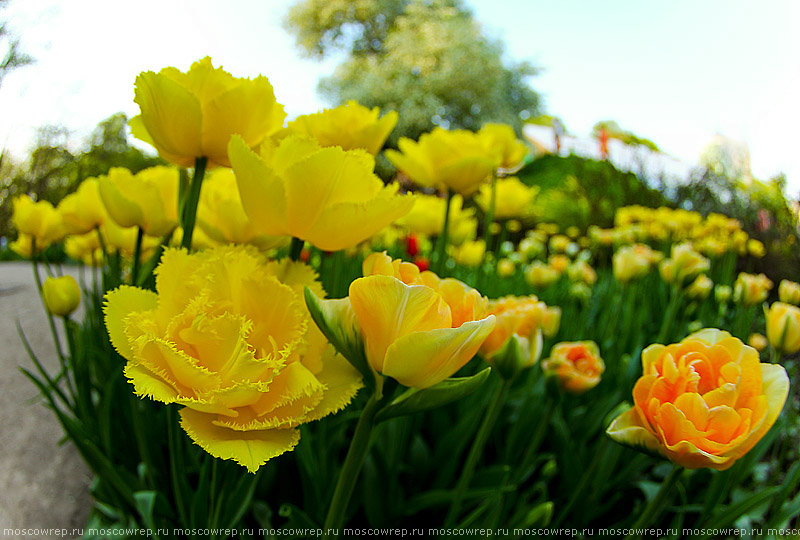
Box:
[57,178,107,235]
[475,177,537,220]
[385,128,495,196]
[607,329,789,470]
[542,341,604,394]
[99,166,179,237]
[104,246,362,472]
[765,302,800,354]
[131,57,285,169]
[42,275,81,317]
[478,123,528,173]
[229,134,413,252]
[197,168,286,250]
[287,100,398,155]
[11,195,65,252]
[733,272,773,307]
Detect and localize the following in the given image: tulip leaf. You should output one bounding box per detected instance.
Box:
[375,367,491,423]
[304,286,374,388]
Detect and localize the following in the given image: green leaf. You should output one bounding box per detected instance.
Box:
[375,367,492,423]
[304,286,374,388]
[133,491,158,534]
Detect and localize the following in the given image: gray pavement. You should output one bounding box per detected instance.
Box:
[0,262,90,539]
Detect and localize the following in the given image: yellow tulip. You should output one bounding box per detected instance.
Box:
[658,243,710,286]
[747,333,768,352]
[395,193,476,243]
[57,178,107,235]
[765,302,800,354]
[567,260,597,286]
[715,285,732,304]
[286,100,398,154]
[479,296,546,379]
[130,57,285,168]
[686,274,713,300]
[733,272,773,307]
[104,245,362,472]
[524,261,560,290]
[778,279,800,305]
[450,239,486,267]
[474,177,537,220]
[65,232,104,266]
[11,195,65,252]
[747,239,765,258]
[497,258,516,277]
[613,244,659,283]
[542,341,604,394]
[229,134,413,252]
[541,306,562,338]
[196,167,286,250]
[477,123,528,172]
[98,166,179,237]
[548,254,570,274]
[607,329,788,470]
[42,275,81,317]
[311,252,495,389]
[385,128,495,196]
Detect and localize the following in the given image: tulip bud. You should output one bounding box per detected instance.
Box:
[747,333,768,352]
[765,302,800,354]
[778,280,800,305]
[42,276,81,317]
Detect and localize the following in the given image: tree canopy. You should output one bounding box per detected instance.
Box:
[285,0,540,144]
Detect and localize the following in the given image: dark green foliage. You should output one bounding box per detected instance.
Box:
[518,153,668,229]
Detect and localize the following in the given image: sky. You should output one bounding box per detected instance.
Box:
[0,0,798,192]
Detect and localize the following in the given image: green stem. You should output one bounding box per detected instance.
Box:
[95,226,108,263]
[657,286,682,343]
[131,226,144,285]
[445,377,510,527]
[289,237,304,262]
[31,243,74,402]
[435,190,454,275]
[515,396,555,482]
[482,173,497,250]
[623,465,682,540]
[770,346,782,364]
[181,156,208,250]
[168,406,189,526]
[322,392,384,539]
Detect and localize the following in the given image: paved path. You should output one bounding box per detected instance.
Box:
[0,262,90,539]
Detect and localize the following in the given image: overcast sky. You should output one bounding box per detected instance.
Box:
[1,0,798,193]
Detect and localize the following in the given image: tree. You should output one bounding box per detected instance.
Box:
[0,0,33,88]
[0,114,163,237]
[285,0,540,144]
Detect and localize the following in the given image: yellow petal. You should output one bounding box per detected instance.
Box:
[304,188,415,251]
[180,408,299,473]
[349,275,452,374]
[201,76,286,168]
[724,363,789,462]
[104,285,159,359]
[606,406,662,456]
[382,316,495,389]
[134,71,203,167]
[304,348,363,421]
[229,135,288,236]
